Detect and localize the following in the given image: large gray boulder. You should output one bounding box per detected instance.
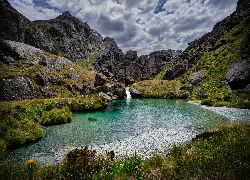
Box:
[187,71,205,85]
[225,59,250,90]
[2,76,36,101]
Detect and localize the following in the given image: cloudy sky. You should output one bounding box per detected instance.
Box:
[9,0,238,55]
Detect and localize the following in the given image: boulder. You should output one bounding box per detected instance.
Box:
[1,76,36,101]
[130,88,142,98]
[179,91,188,99]
[94,73,107,87]
[163,63,188,80]
[98,92,112,100]
[187,71,205,85]
[225,59,250,90]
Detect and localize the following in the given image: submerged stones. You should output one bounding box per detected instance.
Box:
[88,118,97,121]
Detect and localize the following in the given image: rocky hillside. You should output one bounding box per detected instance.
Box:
[0,0,181,83]
[131,0,250,108]
[0,40,126,101]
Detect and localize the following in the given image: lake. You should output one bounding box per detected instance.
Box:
[9,97,228,163]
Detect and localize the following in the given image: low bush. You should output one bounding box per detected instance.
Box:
[41,106,72,126]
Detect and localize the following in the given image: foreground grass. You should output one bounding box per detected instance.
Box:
[0,121,249,179]
[0,94,109,150]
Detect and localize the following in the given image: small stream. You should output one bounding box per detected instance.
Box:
[9,91,232,163]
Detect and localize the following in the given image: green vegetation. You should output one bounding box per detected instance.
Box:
[0,94,109,151]
[130,80,188,99]
[147,12,250,108]
[78,49,99,71]
[0,121,249,179]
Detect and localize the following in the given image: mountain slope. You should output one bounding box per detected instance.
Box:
[132,0,250,108]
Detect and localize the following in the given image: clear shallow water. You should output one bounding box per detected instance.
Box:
[9,98,228,163]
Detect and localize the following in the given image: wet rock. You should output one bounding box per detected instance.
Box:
[225,59,250,90]
[94,73,107,87]
[2,76,36,101]
[88,118,97,121]
[187,71,205,85]
[114,83,126,99]
[130,88,142,98]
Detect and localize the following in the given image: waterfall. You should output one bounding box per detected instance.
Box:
[125,87,131,99]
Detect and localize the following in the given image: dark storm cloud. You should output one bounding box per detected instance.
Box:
[97,14,125,32]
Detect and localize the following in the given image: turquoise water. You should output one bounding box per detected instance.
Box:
[9,98,228,162]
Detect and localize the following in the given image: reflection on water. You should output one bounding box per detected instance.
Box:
[9,99,228,163]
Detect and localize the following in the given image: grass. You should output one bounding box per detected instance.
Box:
[0,94,109,151]
[130,79,188,99]
[0,121,249,179]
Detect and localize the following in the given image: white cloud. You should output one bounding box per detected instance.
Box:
[9,0,238,55]
[12,0,61,20]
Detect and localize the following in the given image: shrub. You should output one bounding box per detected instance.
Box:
[41,106,72,126]
[201,99,214,106]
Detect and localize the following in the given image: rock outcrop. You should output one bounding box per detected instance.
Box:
[225,59,250,90]
[1,76,36,101]
[187,71,205,85]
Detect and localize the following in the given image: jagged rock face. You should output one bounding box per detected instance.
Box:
[94,73,108,87]
[187,71,205,85]
[33,11,103,63]
[161,0,250,82]
[225,59,250,90]
[163,62,188,80]
[1,76,36,101]
[0,0,55,53]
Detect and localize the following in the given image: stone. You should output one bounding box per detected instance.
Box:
[225,59,250,90]
[187,71,205,85]
[94,73,107,87]
[2,76,36,101]
[163,63,188,80]
[130,88,142,98]
[197,87,204,97]
[88,118,97,121]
